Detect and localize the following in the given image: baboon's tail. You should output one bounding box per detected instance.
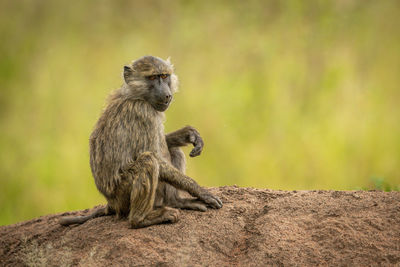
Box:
[59,206,110,226]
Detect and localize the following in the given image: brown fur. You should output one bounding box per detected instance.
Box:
[59,56,222,228]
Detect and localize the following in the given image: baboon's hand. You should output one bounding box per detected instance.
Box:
[189,129,204,157]
[199,192,223,209]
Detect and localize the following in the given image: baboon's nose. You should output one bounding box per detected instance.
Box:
[165,94,172,103]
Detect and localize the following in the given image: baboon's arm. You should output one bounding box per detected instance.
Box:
[158,159,222,209]
[166,126,204,157]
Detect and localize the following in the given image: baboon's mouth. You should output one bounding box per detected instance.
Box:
[154,102,170,112]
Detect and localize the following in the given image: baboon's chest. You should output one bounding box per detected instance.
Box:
[119,100,171,163]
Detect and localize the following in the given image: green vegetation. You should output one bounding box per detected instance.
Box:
[1,1,399,225]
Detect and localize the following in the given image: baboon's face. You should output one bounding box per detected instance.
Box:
[124,56,177,112]
[144,74,173,112]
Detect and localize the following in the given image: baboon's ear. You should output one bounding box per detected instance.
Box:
[166,57,175,72]
[123,65,134,83]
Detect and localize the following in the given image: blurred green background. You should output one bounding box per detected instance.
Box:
[1,0,399,225]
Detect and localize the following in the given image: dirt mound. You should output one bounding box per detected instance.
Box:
[1,186,399,266]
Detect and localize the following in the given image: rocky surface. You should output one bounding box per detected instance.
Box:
[1,186,400,266]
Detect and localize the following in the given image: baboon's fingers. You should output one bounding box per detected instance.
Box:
[189,146,202,157]
[211,195,223,208]
[189,135,204,157]
[199,193,223,209]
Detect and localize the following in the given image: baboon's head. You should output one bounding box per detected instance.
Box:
[123,56,179,112]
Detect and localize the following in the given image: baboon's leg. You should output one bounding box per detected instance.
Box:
[168,147,207,212]
[128,152,179,228]
[157,158,223,209]
[169,147,186,174]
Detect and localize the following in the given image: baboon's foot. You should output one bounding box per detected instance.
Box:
[176,198,207,212]
[163,207,180,223]
[129,207,179,229]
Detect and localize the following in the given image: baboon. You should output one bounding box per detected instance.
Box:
[59,56,222,228]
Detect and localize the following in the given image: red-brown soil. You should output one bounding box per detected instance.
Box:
[1,186,399,266]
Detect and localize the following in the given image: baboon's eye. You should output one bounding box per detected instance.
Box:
[160,74,168,79]
[148,75,157,80]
